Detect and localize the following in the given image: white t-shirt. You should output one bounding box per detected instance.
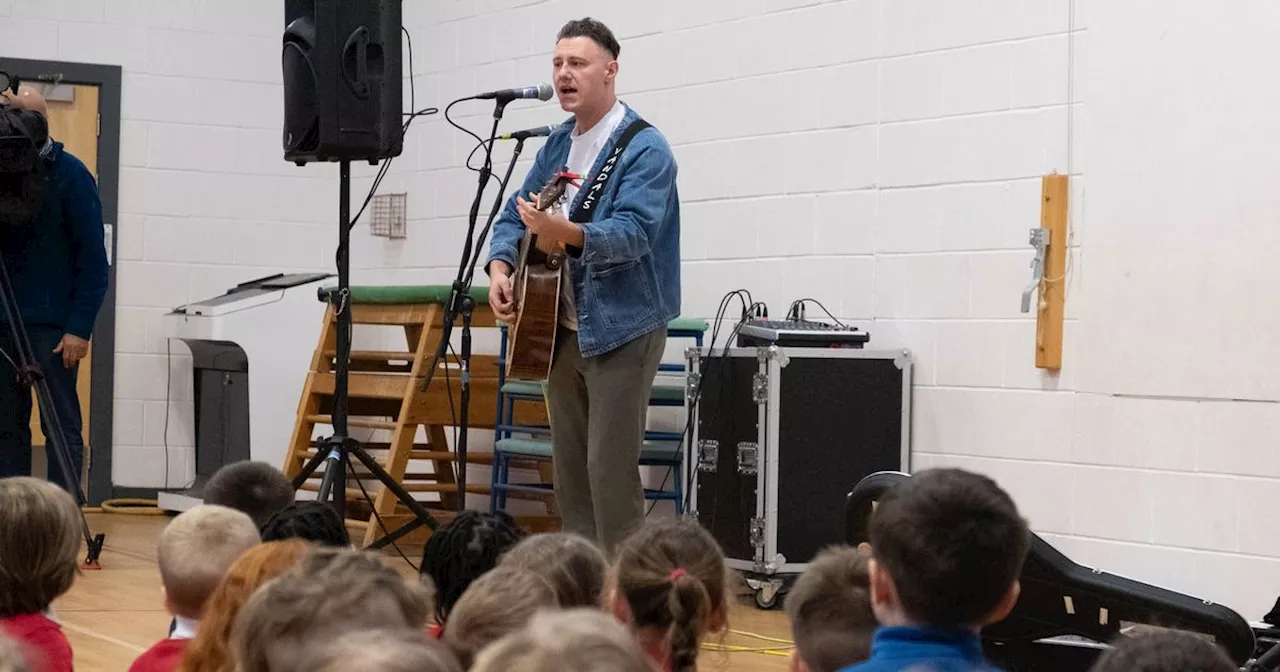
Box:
[558,99,627,331]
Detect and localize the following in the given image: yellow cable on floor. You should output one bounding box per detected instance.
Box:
[728,628,795,645]
[702,643,792,657]
[97,498,166,515]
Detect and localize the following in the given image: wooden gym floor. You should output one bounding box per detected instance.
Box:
[55,513,792,671]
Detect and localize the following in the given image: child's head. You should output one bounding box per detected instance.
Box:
[231,546,431,672]
[867,468,1030,630]
[784,545,876,672]
[1090,631,1235,672]
[303,629,462,672]
[157,504,261,620]
[203,461,296,530]
[441,565,559,668]
[420,509,524,622]
[499,532,607,608]
[609,519,729,672]
[259,501,350,547]
[0,477,83,618]
[177,539,309,672]
[473,608,652,672]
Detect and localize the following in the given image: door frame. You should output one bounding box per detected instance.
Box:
[3,58,121,506]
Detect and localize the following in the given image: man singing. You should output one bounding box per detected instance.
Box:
[0,85,108,495]
[487,18,681,553]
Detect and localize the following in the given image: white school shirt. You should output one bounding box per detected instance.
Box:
[558,99,627,331]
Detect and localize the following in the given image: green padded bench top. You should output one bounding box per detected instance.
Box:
[496,437,681,463]
[316,287,708,337]
[667,317,708,332]
[501,380,683,403]
[319,284,490,306]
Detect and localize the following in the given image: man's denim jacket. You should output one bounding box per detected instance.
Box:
[487,104,681,358]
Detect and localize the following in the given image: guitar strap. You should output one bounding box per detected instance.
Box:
[567,118,651,224]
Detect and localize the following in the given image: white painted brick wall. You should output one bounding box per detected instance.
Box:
[9,0,1261,620]
[0,1,336,489]
[370,0,1280,621]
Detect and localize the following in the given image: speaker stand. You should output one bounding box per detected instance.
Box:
[290,159,439,544]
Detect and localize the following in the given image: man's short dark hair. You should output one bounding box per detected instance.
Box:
[557,18,621,59]
[1090,631,1236,672]
[785,545,876,672]
[868,468,1030,627]
[203,460,296,530]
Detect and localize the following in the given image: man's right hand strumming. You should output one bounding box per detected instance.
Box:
[489,262,516,322]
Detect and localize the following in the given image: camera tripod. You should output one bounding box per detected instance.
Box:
[289,160,439,546]
[0,253,104,568]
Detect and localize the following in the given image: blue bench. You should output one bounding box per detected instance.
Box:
[489,318,707,514]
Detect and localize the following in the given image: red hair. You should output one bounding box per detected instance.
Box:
[176,539,308,672]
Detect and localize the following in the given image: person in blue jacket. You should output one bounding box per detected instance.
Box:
[0,85,108,495]
[486,18,680,554]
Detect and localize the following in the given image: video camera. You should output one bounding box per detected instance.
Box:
[0,69,51,228]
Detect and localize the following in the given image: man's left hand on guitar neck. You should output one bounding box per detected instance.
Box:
[516,192,586,250]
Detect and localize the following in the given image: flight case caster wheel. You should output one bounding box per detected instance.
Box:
[747,576,784,610]
[754,587,779,610]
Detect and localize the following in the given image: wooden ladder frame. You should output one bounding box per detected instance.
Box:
[283,299,551,547]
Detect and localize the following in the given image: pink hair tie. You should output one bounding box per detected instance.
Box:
[668,568,686,580]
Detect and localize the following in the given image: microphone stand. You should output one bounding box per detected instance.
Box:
[408,96,521,525]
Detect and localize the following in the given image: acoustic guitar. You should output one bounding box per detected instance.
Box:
[506,170,581,380]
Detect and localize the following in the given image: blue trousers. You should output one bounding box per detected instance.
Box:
[0,324,87,495]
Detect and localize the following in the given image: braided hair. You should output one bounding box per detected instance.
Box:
[420,510,524,623]
[259,501,350,547]
[612,520,728,672]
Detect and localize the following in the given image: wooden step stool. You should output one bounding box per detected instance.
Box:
[281,284,550,547]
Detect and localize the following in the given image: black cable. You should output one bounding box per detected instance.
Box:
[644,290,760,517]
[444,97,486,158]
[346,451,418,570]
[789,297,846,327]
[346,26,437,233]
[402,27,414,124]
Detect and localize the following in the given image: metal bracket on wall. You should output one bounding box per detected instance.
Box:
[1021,228,1051,313]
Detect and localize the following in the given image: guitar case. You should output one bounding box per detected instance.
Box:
[844,471,1258,670]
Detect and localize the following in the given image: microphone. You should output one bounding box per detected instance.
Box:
[499,125,558,141]
[476,83,553,102]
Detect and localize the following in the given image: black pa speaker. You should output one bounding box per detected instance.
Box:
[282,0,403,165]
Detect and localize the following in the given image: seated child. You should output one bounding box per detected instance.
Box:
[0,477,85,672]
[202,461,295,531]
[498,532,607,608]
[785,545,877,672]
[302,629,462,672]
[473,608,651,672]
[259,501,350,547]
[230,546,433,672]
[609,519,730,672]
[176,539,309,672]
[848,468,1031,672]
[441,566,559,668]
[1089,630,1235,672]
[132,505,261,672]
[419,510,524,627]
